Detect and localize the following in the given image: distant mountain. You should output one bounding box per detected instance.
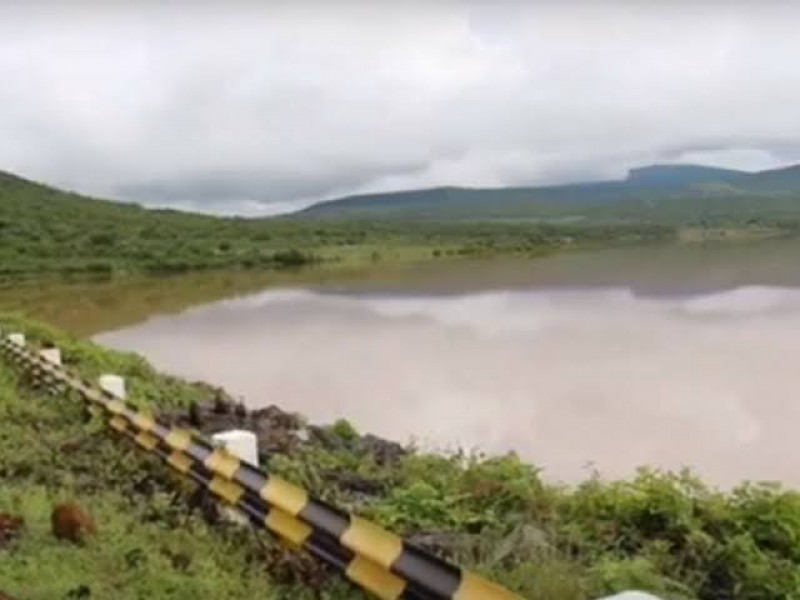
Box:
[298,163,800,220]
[625,164,747,187]
[742,164,800,190]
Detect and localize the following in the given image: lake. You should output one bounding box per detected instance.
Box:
[7,239,800,486]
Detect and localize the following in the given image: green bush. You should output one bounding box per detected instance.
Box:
[330,418,360,442]
[271,249,315,268]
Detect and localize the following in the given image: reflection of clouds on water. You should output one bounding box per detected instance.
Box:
[679,286,800,317]
[96,286,800,487]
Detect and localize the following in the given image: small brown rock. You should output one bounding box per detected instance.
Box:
[52,502,96,543]
[253,405,302,430]
[0,512,24,548]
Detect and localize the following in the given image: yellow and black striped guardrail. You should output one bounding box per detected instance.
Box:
[0,332,523,600]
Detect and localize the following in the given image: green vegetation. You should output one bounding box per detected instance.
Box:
[7,163,800,282]
[0,170,324,278]
[2,314,799,599]
[0,168,720,281]
[0,321,353,599]
[301,164,800,227]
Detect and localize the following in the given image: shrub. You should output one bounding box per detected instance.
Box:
[272,249,314,268]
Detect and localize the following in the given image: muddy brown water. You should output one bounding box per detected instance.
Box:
[7,239,800,486]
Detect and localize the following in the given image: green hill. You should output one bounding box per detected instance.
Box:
[0,170,397,278]
[625,164,747,187]
[742,165,800,190]
[4,163,800,281]
[0,170,316,277]
[298,164,800,223]
[0,169,677,280]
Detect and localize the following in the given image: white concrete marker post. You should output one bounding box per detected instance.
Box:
[98,374,126,400]
[96,375,258,525]
[39,348,62,366]
[38,347,62,394]
[211,429,259,525]
[211,430,259,468]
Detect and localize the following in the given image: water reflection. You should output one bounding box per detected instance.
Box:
[7,237,800,335]
[97,285,800,487]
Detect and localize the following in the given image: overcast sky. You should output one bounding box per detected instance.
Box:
[1,2,800,215]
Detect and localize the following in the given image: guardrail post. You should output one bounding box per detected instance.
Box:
[37,346,63,394]
[40,347,62,366]
[8,333,25,347]
[211,430,259,467]
[98,374,126,399]
[211,429,259,525]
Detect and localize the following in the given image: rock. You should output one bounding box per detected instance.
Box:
[168,396,409,467]
[358,434,407,465]
[251,405,302,430]
[52,502,96,543]
[212,390,233,414]
[257,428,297,454]
[246,407,302,454]
[202,412,245,432]
[0,512,24,548]
[307,425,346,451]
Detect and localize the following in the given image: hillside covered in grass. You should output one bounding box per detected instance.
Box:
[0,169,679,280]
[300,164,800,225]
[1,314,799,599]
[0,170,327,277]
[5,163,800,281]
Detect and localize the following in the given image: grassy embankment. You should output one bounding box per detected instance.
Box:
[1,314,799,599]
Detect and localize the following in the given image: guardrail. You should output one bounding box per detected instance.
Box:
[0,330,523,600]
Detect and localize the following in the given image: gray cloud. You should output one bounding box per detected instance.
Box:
[1,1,800,215]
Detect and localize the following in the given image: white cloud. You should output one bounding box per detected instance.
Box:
[1,1,799,214]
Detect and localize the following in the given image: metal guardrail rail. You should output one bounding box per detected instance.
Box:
[0,332,523,600]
